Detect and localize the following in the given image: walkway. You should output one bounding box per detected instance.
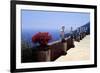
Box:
[56,35,90,62]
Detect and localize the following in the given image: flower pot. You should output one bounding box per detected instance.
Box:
[36,46,51,62]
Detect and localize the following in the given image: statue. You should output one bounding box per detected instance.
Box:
[60,26,65,42]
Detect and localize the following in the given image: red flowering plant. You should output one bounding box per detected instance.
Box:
[32,32,52,47]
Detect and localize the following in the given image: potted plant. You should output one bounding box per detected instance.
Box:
[32,32,52,61]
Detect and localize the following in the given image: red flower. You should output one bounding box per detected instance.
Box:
[32,32,52,46]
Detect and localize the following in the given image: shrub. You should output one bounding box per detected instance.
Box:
[32,32,52,46]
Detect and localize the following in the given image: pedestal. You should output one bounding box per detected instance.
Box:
[37,49,51,62]
[63,42,67,52]
[62,42,67,55]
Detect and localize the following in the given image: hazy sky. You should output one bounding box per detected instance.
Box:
[21,10,90,32]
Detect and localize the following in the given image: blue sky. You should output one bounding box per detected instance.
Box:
[21,10,90,32]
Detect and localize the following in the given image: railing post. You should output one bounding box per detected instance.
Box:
[61,39,67,55]
[37,47,51,62]
[63,41,67,55]
[46,49,51,61]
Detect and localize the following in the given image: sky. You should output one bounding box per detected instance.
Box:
[21,10,90,32]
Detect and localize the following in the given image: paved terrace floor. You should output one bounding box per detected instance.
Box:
[56,35,90,62]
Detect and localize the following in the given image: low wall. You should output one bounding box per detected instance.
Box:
[49,37,75,61]
[21,36,75,62]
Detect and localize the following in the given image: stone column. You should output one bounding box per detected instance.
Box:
[45,49,51,61]
[62,41,67,55]
[77,36,80,42]
[37,48,51,62]
[63,42,67,52]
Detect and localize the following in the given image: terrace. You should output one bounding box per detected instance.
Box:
[21,25,89,62]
